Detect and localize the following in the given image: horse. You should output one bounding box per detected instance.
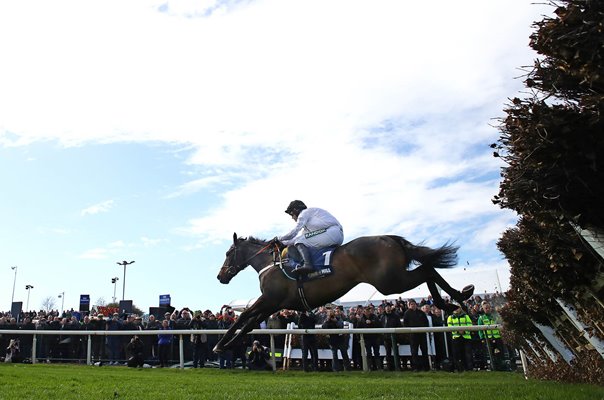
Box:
[214,232,474,352]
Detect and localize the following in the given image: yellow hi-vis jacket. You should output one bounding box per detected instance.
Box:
[447,314,473,339]
[477,313,501,339]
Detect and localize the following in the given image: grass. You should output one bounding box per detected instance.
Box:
[0,364,603,400]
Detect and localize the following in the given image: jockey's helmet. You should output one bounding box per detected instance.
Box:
[285,200,307,215]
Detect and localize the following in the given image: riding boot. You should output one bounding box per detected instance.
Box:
[292,244,315,275]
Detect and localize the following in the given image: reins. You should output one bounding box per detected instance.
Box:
[231,241,279,276]
[234,239,312,311]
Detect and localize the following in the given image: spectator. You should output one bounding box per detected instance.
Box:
[204,312,219,362]
[247,340,271,371]
[157,319,172,368]
[217,310,234,369]
[421,304,436,370]
[356,306,381,370]
[267,309,291,350]
[347,306,362,369]
[478,302,507,370]
[78,315,92,360]
[18,316,35,361]
[5,338,20,363]
[297,310,319,372]
[322,310,350,372]
[190,311,209,368]
[380,303,402,371]
[90,314,106,363]
[402,299,429,371]
[430,306,447,370]
[446,306,474,372]
[106,313,122,365]
[126,335,145,368]
[176,309,193,328]
[144,314,160,362]
[467,303,484,369]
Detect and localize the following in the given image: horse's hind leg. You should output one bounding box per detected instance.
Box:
[426,281,464,314]
[422,265,474,304]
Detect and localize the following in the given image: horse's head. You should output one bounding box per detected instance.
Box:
[217,232,250,284]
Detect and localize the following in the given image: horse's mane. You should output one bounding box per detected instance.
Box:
[246,236,269,245]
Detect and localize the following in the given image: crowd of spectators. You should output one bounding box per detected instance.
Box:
[0,291,513,371]
[0,305,243,368]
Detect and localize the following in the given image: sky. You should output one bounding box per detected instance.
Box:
[0,0,552,315]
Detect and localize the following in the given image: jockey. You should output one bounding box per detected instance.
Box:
[277,200,344,275]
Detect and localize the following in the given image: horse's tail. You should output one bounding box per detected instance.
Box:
[388,235,458,269]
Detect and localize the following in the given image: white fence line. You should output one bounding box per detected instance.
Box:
[2,325,501,371]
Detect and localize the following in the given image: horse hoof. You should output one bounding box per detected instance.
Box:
[461,284,474,300]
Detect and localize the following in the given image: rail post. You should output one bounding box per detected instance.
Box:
[391,334,401,371]
[270,334,277,371]
[359,333,369,372]
[179,334,184,369]
[32,334,37,364]
[87,335,92,365]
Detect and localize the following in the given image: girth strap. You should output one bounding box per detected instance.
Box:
[275,249,313,311]
[297,280,313,312]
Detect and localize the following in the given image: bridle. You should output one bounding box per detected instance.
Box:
[223,239,279,278]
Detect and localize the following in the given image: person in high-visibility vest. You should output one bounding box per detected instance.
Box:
[446,306,474,372]
[477,302,507,370]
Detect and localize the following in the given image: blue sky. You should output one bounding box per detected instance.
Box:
[0,0,551,314]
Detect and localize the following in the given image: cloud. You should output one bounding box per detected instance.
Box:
[141,237,164,247]
[108,240,125,248]
[77,240,135,260]
[0,1,552,267]
[165,176,225,198]
[0,1,544,149]
[78,248,111,260]
[37,227,71,235]
[81,200,115,216]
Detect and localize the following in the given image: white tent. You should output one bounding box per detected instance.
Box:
[228,297,259,312]
[333,266,510,308]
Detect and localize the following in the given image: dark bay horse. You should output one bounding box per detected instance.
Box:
[214,233,474,352]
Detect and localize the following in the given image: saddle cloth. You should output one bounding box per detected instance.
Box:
[283,245,336,281]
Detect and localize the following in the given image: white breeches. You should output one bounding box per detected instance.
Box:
[293,225,344,248]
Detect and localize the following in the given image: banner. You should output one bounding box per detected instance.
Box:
[11,301,22,322]
[79,294,90,312]
[159,294,171,306]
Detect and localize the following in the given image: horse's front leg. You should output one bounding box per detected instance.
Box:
[214,318,246,354]
[221,312,269,350]
[213,296,273,353]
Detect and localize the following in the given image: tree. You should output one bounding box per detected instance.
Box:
[41,296,57,313]
[95,297,107,307]
[493,0,604,384]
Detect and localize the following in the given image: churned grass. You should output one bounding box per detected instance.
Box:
[0,364,602,400]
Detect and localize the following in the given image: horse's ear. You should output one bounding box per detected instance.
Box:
[233,232,237,244]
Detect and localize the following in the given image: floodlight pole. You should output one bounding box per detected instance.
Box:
[116,260,135,301]
[25,284,34,311]
[58,292,65,314]
[10,266,17,307]
[111,277,119,304]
